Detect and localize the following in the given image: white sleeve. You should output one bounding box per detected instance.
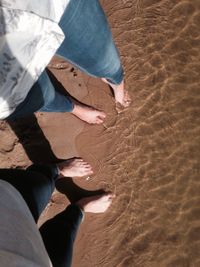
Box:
[0,2,66,119]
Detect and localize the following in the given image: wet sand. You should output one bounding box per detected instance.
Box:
[0,0,200,266]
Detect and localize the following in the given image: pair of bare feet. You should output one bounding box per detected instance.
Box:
[57,158,115,213]
[71,79,131,124]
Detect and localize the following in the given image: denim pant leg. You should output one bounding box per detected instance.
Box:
[40,204,83,267]
[57,0,124,85]
[38,71,74,113]
[0,164,58,222]
[7,70,73,120]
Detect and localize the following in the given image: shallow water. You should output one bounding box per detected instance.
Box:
[73,1,200,266]
[0,1,199,266]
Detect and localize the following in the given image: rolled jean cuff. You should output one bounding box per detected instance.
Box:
[105,65,124,85]
[39,91,74,113]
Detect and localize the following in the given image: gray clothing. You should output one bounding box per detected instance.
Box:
[0,180,51,267]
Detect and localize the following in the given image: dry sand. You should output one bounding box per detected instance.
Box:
[0,0,200,266]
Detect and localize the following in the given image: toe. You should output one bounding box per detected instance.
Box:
[86,170,94,175]
[96,118,104,124]
[103,193,115,201]
[99,112,106,119]
[82,162,90,166]
[124,101,131,107]
[83,167,93,172]
[74,158,83,163]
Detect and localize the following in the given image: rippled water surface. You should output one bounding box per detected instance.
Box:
[74,1,200,266]
[0,1,199,266]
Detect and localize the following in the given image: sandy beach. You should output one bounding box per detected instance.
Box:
[0,0,200,266]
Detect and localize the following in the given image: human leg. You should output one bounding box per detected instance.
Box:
[57,0,130,107]
[57,0,123,83]
[0,164,58,221]
[57,158,93,178]
[7,70,73,120]
[40,193,114,267]
[40,204,83,267]
[71,102,106,124]
[0,158,93,223]
[7,69,106,123]
[101,78,131,107]
[38,71,73,113]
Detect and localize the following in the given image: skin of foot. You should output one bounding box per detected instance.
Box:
[71,103,106,124]
[101,78,131,107]
[57,158,93,177]
[76,193,115,213]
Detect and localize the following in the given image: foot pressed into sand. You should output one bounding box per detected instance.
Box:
[57,158,93,177]
[101,78,131,107]
[76,193,115,213]
[71,103,106,124]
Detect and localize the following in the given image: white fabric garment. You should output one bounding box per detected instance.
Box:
[0,180,52,267]
[0,0,70,119]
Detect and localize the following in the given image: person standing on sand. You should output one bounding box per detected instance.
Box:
[0,161,115,267]
[0,0,131,123]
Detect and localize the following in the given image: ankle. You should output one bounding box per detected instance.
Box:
[75,198,86,212]
[102,78,124,90]
[71,103,80,115]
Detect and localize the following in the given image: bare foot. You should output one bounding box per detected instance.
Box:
[71,103,106,124]
[102,78,131,107]
[76,193,115,213]
[57,158,93,177]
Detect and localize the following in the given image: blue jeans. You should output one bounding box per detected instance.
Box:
[57,0,124,84]
[7,71,74,120]
[8,0,123,119]
[0,165,83,267]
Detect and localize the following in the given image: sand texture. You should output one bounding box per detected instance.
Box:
[0,0,200,266]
